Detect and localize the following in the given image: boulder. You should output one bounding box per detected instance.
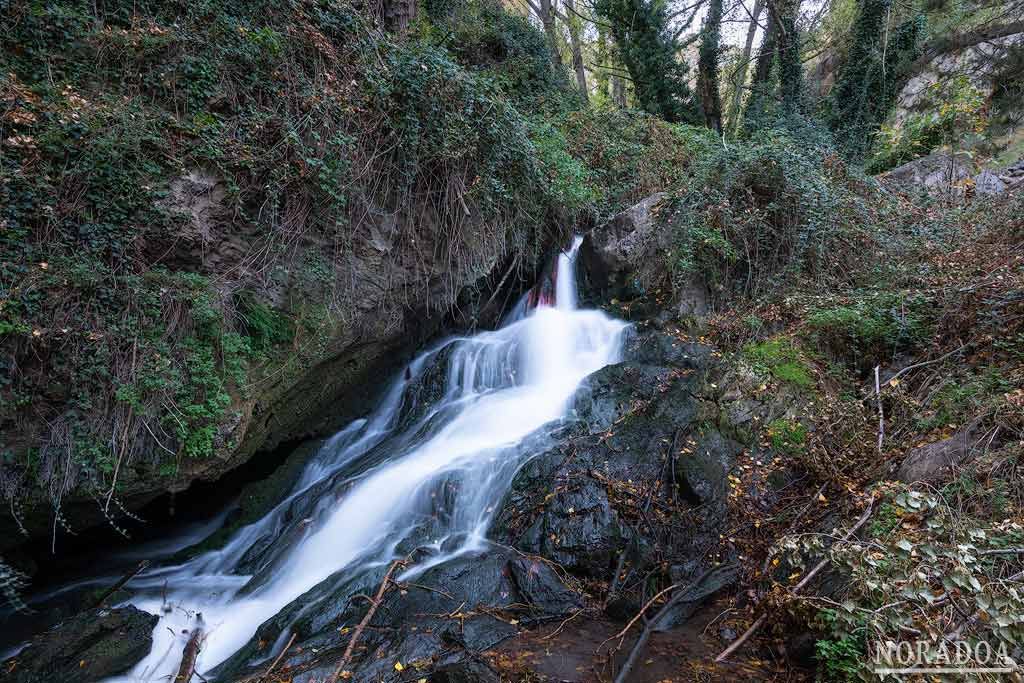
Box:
[1,606,157,683]
[583,194,708,317]
[974,169,1007,195]
[885,153,975,193]
[897,429,979,483]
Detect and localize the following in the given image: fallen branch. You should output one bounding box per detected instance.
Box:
[174,621,205,683]
[714,496,876,663]
[332,560,403,681]
[93,560,149,608]
[612,566,719,683]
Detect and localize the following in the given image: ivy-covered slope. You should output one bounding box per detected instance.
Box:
[0,0,703,549]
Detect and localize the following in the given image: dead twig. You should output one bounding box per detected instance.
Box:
[331,560,404,681]
[93,559,149,608]
[612,566,720,683]
[260,631,296,682]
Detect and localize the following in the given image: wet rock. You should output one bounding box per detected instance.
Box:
[214,547,578,683]
[897,429,980,483]
[1,606,157,683]
[495,326,733,582]
[430,658,501,682]
[675,431,742,512]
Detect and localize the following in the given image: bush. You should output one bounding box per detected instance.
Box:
[807,291,932,371]
[656,127,888,303]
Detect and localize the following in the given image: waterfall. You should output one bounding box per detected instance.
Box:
[105,237,625,681]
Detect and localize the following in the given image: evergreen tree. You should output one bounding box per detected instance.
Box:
[594,0,699,123]
[826,0,924,158]
[698,0,725,133]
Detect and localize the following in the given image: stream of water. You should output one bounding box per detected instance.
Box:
[102,236,626,681]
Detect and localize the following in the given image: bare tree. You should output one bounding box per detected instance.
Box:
[727,0,765,133]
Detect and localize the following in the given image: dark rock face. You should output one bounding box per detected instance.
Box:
[213,548,579,683]
[1,606,157,683]
[581,194,709,318]
[494,324,737,591]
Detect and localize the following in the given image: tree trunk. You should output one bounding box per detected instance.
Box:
[727,0,765,133]
[596,25,611,101]
[775,0,803,110]
[612,74,627,107]
[697,0,725,132]
[563,0,590,102]
[744,0,777,123]
[540,0,565,69]
[383,0,418,37]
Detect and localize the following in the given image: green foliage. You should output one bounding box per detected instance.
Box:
[797,486,1024,679]
[826,0,924,159]
[557,108,715,213]
[424,0,572,111]
[767,418,808,455]
[527,120,598,212]
[807,292,932,371]
[593,0,699,123]
[867,76,987,173]
[814,627,865,681]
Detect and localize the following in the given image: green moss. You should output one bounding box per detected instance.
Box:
[743,338,814,389]
[766,418,808,455]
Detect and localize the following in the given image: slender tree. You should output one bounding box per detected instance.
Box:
[563,0,590,102]
[727,0,765,134]
[697,0,725,132]
[596,24,612,101]
[526,0,566,69]
[775,0,803,111]
[744,0,778,124]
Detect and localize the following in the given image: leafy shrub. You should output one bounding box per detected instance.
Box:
[807,291,932,371]
[558,108,714,214]
[657,128,885,302]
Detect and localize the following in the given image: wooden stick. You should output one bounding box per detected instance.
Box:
[93,560,150,608]
[714,497,875,663]
[332,560,403,681]
[875,365,885,453]
[174,624,205,683]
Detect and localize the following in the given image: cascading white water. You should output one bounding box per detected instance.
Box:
[105,236,625,681]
